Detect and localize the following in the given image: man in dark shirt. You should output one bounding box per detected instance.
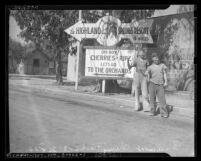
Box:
[127,50,150,111]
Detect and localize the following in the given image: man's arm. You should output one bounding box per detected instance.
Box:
[163,71,168,87]
[127,58,132,70]
[163,64,168,87]
[127,56,137,70]
[145,66,150,82]
[146,71,150,82]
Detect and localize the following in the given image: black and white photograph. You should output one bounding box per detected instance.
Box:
[7,5,195,157]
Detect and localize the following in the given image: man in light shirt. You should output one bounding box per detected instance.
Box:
[127,49,150,111]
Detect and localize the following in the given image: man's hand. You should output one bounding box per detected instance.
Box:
[145,71,149,82]
[164,82,168,87]
[147,76,150,82]
[127,58,132,70]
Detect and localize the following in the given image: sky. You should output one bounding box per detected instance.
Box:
[9,5,194,45]
[9,16,26,45]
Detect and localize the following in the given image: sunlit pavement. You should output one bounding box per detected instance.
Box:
[9,82,194,156]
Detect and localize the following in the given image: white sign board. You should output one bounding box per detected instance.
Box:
[85,48,138,78]
[65,15,153,46]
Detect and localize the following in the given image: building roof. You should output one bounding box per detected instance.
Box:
[151,5,194,18]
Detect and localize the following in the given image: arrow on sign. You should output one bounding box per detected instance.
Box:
[64,21,98,41]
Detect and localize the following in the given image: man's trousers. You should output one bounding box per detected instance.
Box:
[148,81,169,116]
[132,72,150,111]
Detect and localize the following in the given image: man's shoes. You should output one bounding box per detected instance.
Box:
[149,113,156,116]
[167,105,173,113]
[135,105,141,111]
[161,115,169,118]
[131,108,140,112]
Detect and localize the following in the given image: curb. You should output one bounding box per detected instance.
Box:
[9,74,194,100]
[9,83,194,119]
[9,74,57,80]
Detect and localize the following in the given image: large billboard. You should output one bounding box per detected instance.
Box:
[85,47,138,79]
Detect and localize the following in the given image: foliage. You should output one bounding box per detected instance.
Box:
[9,37,26,63]
[11,9,155,55]
[150,9,194,91]
[11,10,80,84]
[176,70,194,91]
[151,7,194,63]
[11,10,79,54]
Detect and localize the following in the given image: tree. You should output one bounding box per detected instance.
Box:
[9,37,26,73]
[11,10,80,85]
[151,10,194,92]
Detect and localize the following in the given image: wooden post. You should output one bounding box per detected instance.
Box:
[102,80,106,94]
[75,10,82,90]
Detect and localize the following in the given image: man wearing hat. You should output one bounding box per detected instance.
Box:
[145,52,169,118]
[127,49,150,112]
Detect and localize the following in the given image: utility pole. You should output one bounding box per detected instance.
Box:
[101,12,110,94]
[75,10,82,90]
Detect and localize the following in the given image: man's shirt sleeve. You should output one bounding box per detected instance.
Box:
[162,64,168,72]
[145,66,151,75]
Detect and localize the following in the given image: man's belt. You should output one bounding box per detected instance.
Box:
[136,69,146,77]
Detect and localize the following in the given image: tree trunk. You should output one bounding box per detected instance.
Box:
[56,51,63,85]
[12,56,17,73]
[11,56,14,73]
[66,53,68,78]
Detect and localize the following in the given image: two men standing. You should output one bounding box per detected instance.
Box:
[127,49,169,118]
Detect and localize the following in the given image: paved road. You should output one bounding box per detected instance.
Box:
[9,85,194,156]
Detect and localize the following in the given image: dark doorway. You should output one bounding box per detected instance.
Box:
[33,59,40,74]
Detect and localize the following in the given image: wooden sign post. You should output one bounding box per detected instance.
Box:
[102,80,106,93]
[75,10,82,91]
